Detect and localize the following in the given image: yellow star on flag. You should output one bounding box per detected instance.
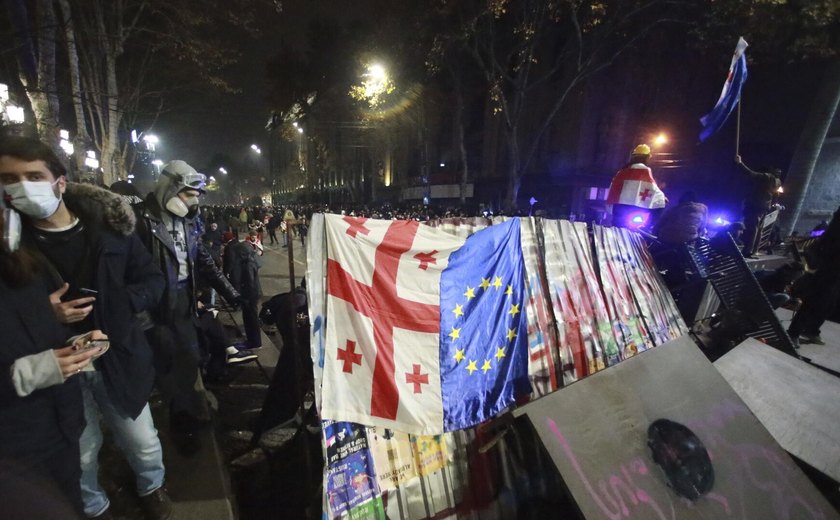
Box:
[479,277,491,290]
[454,348,465,363]
[453,304,464,318]
[495,347,506,361]
[466,360,478,375]
[464,286,476,300]
[449,327,461,340]
[509,303,520,317]
[493,276,503,289]
[506,328,517,341]
[481,359,492,373]
[505,285,513,296]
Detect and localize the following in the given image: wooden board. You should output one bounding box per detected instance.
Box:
[715,338,840,482]
[776,308,840,373]
[521,336,838,520]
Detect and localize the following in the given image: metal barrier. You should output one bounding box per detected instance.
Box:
[687,234,799,357]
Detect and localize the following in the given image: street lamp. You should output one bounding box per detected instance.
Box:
[59,129,74,155]
[219,167,228,175]
[250,144,261,154]
[84,150,100,169]
[5,105,24,124]
[653,133,667,146]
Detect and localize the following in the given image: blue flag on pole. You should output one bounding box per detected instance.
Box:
[699,37,749,143]
[439,219,531,431]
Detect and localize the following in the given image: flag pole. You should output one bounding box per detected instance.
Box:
[735,99,742,160]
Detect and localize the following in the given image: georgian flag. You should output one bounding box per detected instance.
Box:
[606,164,666,209]
[321,214,531,435]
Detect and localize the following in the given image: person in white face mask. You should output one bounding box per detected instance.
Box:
[133,160,241,454]
[0,136,170,520]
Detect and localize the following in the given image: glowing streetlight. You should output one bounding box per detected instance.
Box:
[296,127,303,134]
[84,150,99,169]
[349,62,394,108]
[6,105,24,124]
[250,144,262,154]
[218,167,228,174]
[143,134,159,145]
[653,133,668,146]
[292,121,298,128]
[369,63,386,81]
[59,129,74,155]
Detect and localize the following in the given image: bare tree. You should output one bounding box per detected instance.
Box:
[5,0,61,150]
[435,0,689,210]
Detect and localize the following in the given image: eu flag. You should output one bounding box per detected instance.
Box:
[439,218,532,431]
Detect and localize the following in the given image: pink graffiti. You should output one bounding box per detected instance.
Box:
[684,399,827,520]
[546,418,674,520]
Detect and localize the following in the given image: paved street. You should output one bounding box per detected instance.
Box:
[99,235,313,519]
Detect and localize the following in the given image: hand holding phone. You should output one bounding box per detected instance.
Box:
[49,283,96,324]
[57,331,109,377]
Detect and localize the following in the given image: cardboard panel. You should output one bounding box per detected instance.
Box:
[522,336,838,520]
[715,338,840,483]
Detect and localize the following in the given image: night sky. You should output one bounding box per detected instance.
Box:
[153,0,372,172]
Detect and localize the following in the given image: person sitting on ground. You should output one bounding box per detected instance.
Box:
[651,191,708,246]
[754,261,805,309]
[193,290,258,384]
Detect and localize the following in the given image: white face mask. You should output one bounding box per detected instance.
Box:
[165,194,200,218]
[1,208,21,252]
[5,179,62,219]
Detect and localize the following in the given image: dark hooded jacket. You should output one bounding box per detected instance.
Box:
[223,239,262,301]
[0,274,83,460]
[22,183,165,419]
[134,182,239,323]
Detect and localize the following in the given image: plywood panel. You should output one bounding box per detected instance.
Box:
[522,336,838,520]
[776,308,840,373]
[715,338,840,482]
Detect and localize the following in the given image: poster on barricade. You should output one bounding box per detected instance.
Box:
[323,421,383,518]
[310,216,692,520]
[367,427,417,490]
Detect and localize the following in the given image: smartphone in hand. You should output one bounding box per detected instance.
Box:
[74,338,110,370]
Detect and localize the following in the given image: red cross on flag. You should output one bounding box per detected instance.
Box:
[322,214,466,434]
[606,164,666,209]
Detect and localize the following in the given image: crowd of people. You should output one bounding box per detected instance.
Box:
[0,133,834,519]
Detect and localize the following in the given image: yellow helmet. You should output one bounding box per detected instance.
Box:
[632,144,651,156]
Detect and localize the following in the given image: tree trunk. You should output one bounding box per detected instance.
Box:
[454,72,469,205]
[57,0,90,178]
[7,0,61,149]
[783,60,840,234]
[504,128,521,212]
[101,43,122,186]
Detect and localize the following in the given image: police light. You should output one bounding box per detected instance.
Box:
[712,215,731,227]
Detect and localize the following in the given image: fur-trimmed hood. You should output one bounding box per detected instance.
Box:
[63,182,136,237]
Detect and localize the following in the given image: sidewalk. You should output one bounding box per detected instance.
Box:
[98,238,310,519]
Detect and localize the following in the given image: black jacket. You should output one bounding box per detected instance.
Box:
[35,183,166,419]
[135,194,239,322]
[0,275,84,460]
[223,240,262,301]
